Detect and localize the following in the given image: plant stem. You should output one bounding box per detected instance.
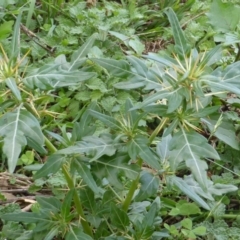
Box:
[62,165,93,237]
[235,43,240,62]
[122,159,142,212]
[44,137,93,237]
[44,136,57,153]
[149,117,169,144]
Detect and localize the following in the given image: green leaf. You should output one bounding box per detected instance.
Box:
[92,153,139,189]
[181,218,192,230]
[88,110,122,130]
[208,0,240,32]
[184,175,237,201]
[44,226,59,240]
[70,33,97,70]
[192,226,206,236]
[58,134,116,162]
[36,196,61,212]
[110,203,130,230]
[73,160,99,194]
[170,202,201,216]
[156,134,172,162]
[61,189,74,219]
[5,78,22,101]
[11,12,21,59]
[164,8,190,58]
[128,136,161,169]
[24,64,95,90]
[91,58,132,78]
[202,117,239,150]
[168,176,210,210]
[0,20,14,40]
[34,155,66,179]
[204,61,240,95]
[1,212,51,223]
[65,228,93,240]
[135,171,160,201]
[169,129,219,189]
[0,108,45,173]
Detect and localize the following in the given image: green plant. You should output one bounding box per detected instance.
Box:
[1,1,240,239]
[90,7,239,209]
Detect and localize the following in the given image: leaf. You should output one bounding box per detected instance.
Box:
[134,199,159,239]
[135,171,160,201]
[110,203,130,230]
[0,108,45,173]
[36,196,61,212]
[91,58,132,78]
[201,117,239,150]
[184,175,238,201]
[70,33,97,70]
[61,189,74,219]
[207,0,240,32]
[192,226,206,236]
[169,129,219,189]
[58,134,116,162]
[92,153,139,189]
[11,12,21,59]
[181,218,192,230]
[168,176,210,210]
[164,8,190,58]
[156,134,172,162]
[128,136,161,169]
[0,20,14,40]
[0,212,51,223]
[24,64,95,90]
[34,155,66,179]
[170,203,201,216]
[88,110,122,130]
[44,226,59,240]
[73,160,99,194]
[204,58,240,95]
[65,228,93,240]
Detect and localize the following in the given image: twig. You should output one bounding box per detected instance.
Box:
[20,24,56,54]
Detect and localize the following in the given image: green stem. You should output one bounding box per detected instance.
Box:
[122,159,142,212]
[235,43,240,62]
[44,137,93,237]
[222,214,240,219]
[149,117,169,144]
[62,165,93,237]
[44,136,57,153]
